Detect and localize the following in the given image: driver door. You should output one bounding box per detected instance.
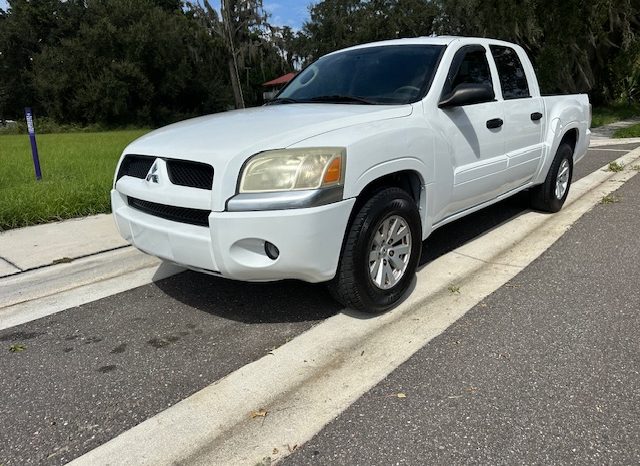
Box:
[437,45,506,216]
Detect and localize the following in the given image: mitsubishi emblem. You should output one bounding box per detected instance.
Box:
[146,161,159,183]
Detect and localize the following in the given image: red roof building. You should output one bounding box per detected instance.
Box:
[262,72,297,87]
[262,72,297,102]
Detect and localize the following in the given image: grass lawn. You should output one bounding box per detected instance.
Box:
[612,123,640,138]
[591,103,640,128]
[0,129,149,231]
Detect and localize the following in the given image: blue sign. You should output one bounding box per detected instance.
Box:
[24,107,42,180]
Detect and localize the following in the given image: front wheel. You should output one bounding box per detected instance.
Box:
[530,142,574,213]
[328,187,422,313]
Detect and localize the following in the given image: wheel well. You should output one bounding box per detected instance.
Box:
[335,170,424,279]
[353,170,422,213]
[561,128,578,156]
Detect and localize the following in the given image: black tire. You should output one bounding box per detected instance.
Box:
[530,142,574,213]
[328,187,422,313]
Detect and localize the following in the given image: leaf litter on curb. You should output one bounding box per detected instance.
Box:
[373,392,408,400]
[9,343,26,352]
[251,409,268,419]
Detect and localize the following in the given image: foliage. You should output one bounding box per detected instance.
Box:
[0,117,112,134]
[297,0,640,105]
[0,129,148,230]
[600,193,621,204]
[606,161,625,172]
[613,122,640,138]
[591,103,640,127]
[298,0,439,60]
[0,0,290,124]
[33,0,234,126]
[1,0,639,127]
[434,0,640,100]
[188,0,287,109]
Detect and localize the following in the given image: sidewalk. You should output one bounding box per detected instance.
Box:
[0,215,127,278]
[591,117,640,139]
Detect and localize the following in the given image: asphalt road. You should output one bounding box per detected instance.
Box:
[0,278,340,465]
[0,144,637,465]
[286,159,640,464]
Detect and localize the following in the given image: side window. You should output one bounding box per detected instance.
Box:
[490,45,530,99]
[449,48,493,92]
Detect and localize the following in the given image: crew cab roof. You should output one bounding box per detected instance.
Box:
[327,36,522,57]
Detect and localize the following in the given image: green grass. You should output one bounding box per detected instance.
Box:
[606,161,625,172]
[600,194,621,205]
[0,129,149,231]
[612,122,640,138]
[591,103,640,128]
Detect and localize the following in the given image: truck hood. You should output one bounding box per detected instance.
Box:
[124,103,413,164]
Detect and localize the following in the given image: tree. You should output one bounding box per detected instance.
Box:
[297,0,438,63]
[190,0,271,109]
[434,0,640,99]
[33,0,231,125]
[269,25,302,71]
[0,0,84,119]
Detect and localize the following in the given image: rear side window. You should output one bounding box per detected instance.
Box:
[490,45,530,100]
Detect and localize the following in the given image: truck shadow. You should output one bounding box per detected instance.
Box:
[154,271,341,323]
[155,192,530,323]
[418,191,530,266]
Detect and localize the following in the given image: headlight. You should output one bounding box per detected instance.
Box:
[239,148,345,193]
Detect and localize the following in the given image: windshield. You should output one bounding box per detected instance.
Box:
[276,45,445,105]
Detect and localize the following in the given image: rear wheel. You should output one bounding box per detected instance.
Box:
[531,142,574,213]
[329,187,422,312]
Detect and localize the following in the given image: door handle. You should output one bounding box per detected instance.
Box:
[486,118,503,129]
[531,112,543,121]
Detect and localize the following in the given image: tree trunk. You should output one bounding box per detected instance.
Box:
[228,58,245,109]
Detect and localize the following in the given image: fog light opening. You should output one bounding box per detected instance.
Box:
[264,241,280,260]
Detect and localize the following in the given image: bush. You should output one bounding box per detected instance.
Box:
[0,117,133,135]
[591,103,640,128]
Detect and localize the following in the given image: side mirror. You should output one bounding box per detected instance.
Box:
[438,83,495,108]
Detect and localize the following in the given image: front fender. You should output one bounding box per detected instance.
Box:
[288,113,435,199]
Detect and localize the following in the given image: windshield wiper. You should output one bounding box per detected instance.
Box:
[265,97,300,105]
[306,95,375,105]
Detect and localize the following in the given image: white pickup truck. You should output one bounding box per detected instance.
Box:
[112,36,591,312]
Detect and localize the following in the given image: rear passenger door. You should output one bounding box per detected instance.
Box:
[490,45,544,190]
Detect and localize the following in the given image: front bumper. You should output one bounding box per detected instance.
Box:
[111,190,355,283]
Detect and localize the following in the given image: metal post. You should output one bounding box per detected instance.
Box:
[24,107,42,180]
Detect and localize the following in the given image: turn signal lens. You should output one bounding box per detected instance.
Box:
[323,157,342,185]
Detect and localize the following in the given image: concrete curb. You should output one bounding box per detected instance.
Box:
[0,248,183,331]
